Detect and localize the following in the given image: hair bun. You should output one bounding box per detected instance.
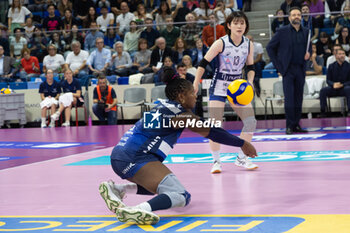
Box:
[161,66,177,84]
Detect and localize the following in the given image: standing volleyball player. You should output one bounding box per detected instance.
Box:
[99,67,257,225]
[193,11,258,173]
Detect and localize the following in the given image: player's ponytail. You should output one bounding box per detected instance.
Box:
[161,66,192,101]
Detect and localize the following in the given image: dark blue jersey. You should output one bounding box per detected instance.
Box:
[39,80,61,97]
[60,78,81,94]
[112,99,187,162]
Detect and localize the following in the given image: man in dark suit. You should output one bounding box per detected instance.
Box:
[150,37,175,74]
[267,7,311,135]
[0,45,19,83]
[319,48,350,117]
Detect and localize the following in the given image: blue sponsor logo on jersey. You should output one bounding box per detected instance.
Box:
[143,110,162,129]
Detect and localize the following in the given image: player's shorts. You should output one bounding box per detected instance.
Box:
[110,146,161,179]
[209,73,242,103]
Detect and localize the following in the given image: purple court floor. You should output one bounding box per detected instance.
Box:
[1,117,350,233]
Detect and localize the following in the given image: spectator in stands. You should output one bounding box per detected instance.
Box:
[133,38,152,73]
[134,3,153,24]
[104,27,122,49]
[65,41,89,86]
[140,17,160,49]
[326,43,350,68]
[335,5,350,34]
[84,22,105,52]
[0,45,20,83]
[194,0,212,27]
[43,4,63,37]
[58,0,73,17]
[182,55,196,76]
[153,56,174,85]
[0,28,9,56]
[335,26,350,55]
[303,0,324,28]
[176,62,195,83]
[160,16,180,47]
[73,0,95,22]
[150,37,175,73]
[49,32,66,54]
[155,1,172,31]
[180,13,202,49]
[39,69,61,128]
[28,0,46,13]
[87,37,111,76]
[64,25,85,50]
[173,0,191,27]
[271,9,289,34]
[28,26,48,62]
[110,41,133,76]
[111,0,123,16]
[83,7,98,29]
[8,0,32,33]
[128,0,144,13]
[324,0,345,28]
[173,37,191,64]
[319,48,350,117]
[10,28,27,59]
[0,0,9,25]
[42,44,65,78]
[92,75,118,125]
[191,38,208,67]
[266,7,310,135]
[51,68,83,127]
[144,0,161,12]
[116,1,135,37]
[20,48,40,81]
[24,17,35,41]
[301,4,319,42]
[123,21,142,58]
[202,13,226,47]
[280,0,301,15]
[316,32,333,66]
[246,35,265,97]
[214,0,232,25]
[62,9,79,39]
[97,4,115,33]
[306,43,323,75]
[185,0,199,11]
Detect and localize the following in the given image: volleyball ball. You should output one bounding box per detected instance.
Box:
[0,88,12,94]
[227,79,254,106]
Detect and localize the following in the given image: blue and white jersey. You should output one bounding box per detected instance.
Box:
[112,99,186,162]
[210,35,250,97]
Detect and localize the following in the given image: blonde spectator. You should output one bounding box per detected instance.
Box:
[182,55,196,76]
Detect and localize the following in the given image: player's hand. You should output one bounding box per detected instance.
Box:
[241,141,257,158]
[304,52,310,60]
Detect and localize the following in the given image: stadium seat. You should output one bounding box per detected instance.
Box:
[9,82,28,90]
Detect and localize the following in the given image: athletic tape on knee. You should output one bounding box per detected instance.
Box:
[157,173,191,207]
[242,116,257,133]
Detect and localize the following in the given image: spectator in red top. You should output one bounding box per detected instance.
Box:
[19,48,40,81]
[202,13,226,47]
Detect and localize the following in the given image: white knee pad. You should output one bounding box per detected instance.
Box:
[157,173,191,207]
[242,116,257,133]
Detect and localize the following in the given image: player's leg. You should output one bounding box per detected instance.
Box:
[231,102,258,170]
[41,106,47,128]
[208,100,225,173]
[119,161,190,224]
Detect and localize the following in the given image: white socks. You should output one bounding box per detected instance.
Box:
[211,150,221,163]
[237,150,246,159]
[114,183,137,194]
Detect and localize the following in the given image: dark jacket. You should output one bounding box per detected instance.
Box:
[326,60,350,87]
[150,47,175,67]
[266,24,312,76]
[1,56,19,76]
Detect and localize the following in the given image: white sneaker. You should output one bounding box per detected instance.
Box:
[49,121,55,128]
[51,112,60,121]
[99,181,126,213]
[62,121,70,127]
[116,206,160,225]
[235,157,258,170]
[41,122,47,128]
[210,161,222,174]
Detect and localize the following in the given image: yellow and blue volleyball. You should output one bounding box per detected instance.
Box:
[0,88,12,94]
[227,79,254,106]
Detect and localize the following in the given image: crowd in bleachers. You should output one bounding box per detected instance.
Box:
[0,0,252,86]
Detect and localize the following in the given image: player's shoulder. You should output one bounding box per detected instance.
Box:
[156,99,185,115]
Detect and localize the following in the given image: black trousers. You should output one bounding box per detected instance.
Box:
[320,86,350,112]
[282,64,305,129]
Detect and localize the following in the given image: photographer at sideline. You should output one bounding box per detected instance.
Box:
[92,75,118,125]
